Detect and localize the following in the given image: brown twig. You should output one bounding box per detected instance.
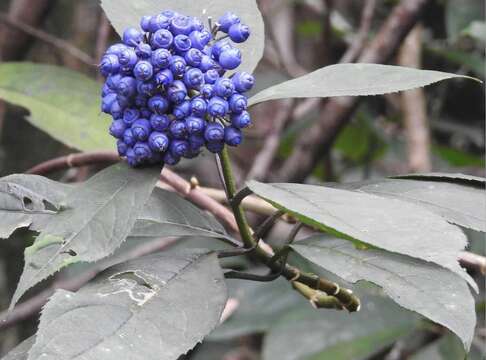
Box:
[246,99,294,181]
[276,0,431,182]
[398,25,432,172]
[340,0,377,63]
[0,12,95,66]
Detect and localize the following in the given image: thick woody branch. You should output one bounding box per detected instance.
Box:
[276,0,431,183]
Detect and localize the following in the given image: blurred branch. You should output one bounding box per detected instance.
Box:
[246,99,294,181]
[275,0,431,182]
[291,0,377,132]
[399,25,432,172]
[0,0,53,60]
[340,0,377,63]
[0,12,95,66]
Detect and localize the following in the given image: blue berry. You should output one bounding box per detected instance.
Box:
[185,116,206,134]
[184,48,203,67]
[102,83,115,97]
[132,119,152,141]
[229,94,248,114]
[117,140,128,156]
[149,14,171,32]
[116,95,130,109]
[102,93,117,113]
[169,120,188,139]
[162,10,178,19]
[148,132,170,152]
[167,80,187,104]
[170,15,193,35]
[200,55,216,72]
[212,40,232,60]
[231,111,251,128]
[204,69,220,84]
[140,16,152,32]
[134,142,153,161]
[123,108,140,126]
[118,49,138,70]
[170,56,187,77]
[148,95,170,114]
[117,76,137,97]
[214,78,235,98]
[206,141,225,153]
[232,72,255,93]
[137,80,156,96]
[219,48,242,70]
[208,96,229,117]
[106,43,127,56]
[123,128,136,146]
[189,30,211,50]
[191,17,204,32]
[170,140,189,157]
[151,49,172,69]
[224,126,242,146]
[228,23,250,43]
[123,28,143,46]
[174,34,192,53]
[126,148,138,167]
[218,12,240,33]
[134,61,154,81]
[189,134,206,151]
[183,68,204,89]
[150,114,170,131]
[134,95,148,108]
[151,29,174,49]
[106,74,123,90]
[109,119,126,138]
[163,151,180,166]
[110,101,124,119]
[100,54,120,77]
[173,100,191,119]
[154,69,174,87]
[204,122,225,142]
[190,97,207,116]
[200,84,215,99]
[136,43,152,59]
[140,108,152,119]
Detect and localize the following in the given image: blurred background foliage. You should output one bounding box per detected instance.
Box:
[0,0,484,359]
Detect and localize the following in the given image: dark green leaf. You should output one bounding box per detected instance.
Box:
[2,337,35,360]
[11,163,159,308]
[262,293,415,360]
[28,250,227,360]
[0,63,113,151]
[131,188,235,244]
[0,175,71,239]
[100,0,264,75]
[342,177,485,232]
[248,64,477,106]
[292,237,476,350]
[247,181,477,291]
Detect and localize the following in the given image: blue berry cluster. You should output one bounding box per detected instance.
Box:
[100,10,254,167]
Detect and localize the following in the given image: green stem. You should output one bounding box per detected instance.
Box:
[218,148,361,312]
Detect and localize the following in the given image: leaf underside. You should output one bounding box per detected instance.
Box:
[249,63,478,106]
[27,250,227,360]
[292,237,476,350]
[10,163,159,308]
[247,181,477,292]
